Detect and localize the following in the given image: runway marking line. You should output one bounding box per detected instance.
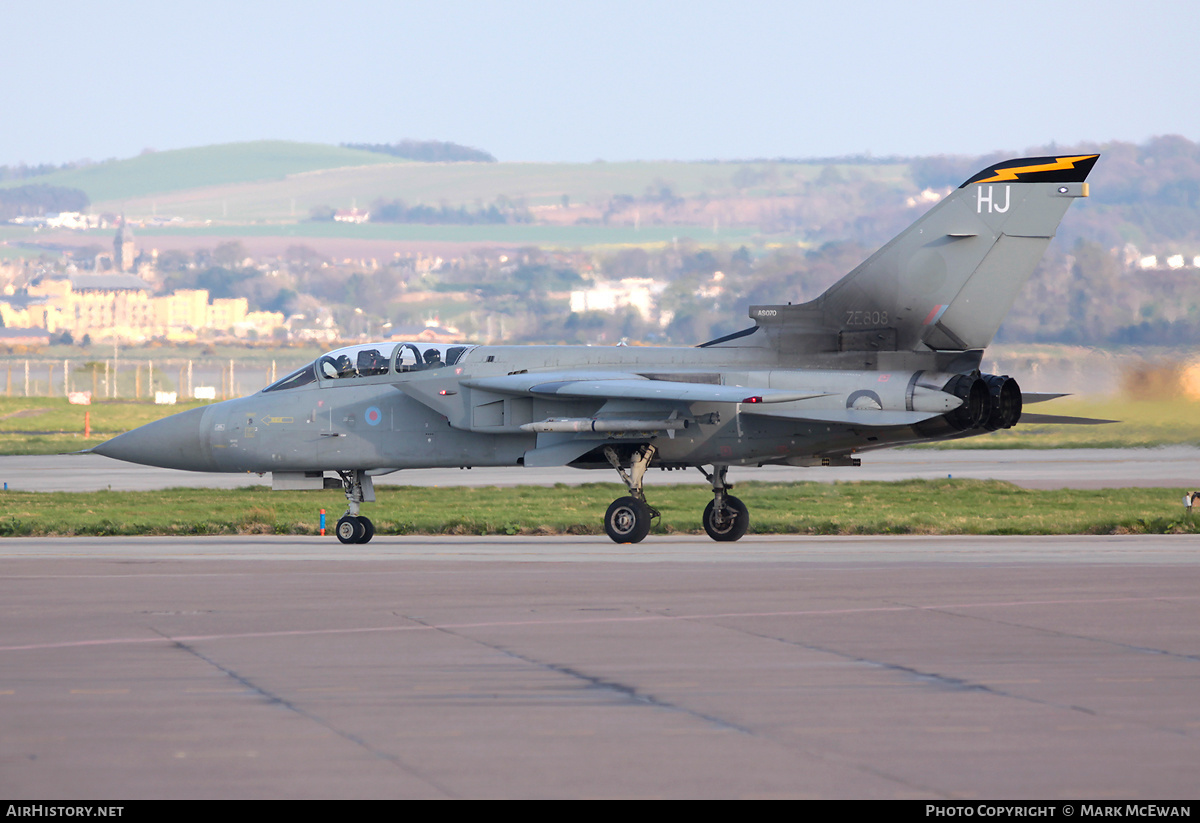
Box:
[1,593,1195,654]
[1056,724,1126,731]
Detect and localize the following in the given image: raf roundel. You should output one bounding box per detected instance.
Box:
[364,406,383,426]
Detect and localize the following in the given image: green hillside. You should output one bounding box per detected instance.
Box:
[89,158,911,223]
[132,221,765,247]
[0,137,914,225]
[0,141,396,204]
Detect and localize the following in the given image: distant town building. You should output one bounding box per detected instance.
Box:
[386,316,464,344]
[114,219,136,272]
[333,208,370,224]
[45,212,93,229]
[0,327,52,347]
[569,278,662,320]
[0,275,283,343]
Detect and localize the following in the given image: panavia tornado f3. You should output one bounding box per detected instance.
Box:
[93,154,1101,544]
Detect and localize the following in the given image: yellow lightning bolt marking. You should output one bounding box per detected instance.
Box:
[973,154,1098,184]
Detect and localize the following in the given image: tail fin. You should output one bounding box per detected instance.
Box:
[749,154,1098,353]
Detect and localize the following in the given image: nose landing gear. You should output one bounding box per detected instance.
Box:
[335,470,375,544]
[335,513,375,544]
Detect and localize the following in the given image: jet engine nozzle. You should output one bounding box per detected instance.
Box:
[981,374,1022,431]
[942,374,989,431]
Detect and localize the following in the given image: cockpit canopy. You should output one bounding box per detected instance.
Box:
[263,341,475,392]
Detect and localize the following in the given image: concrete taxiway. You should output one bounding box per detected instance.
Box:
[3,445,1199,492]
[2,534,1199,798]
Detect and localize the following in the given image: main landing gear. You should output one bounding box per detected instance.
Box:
[601,447,750,543]
[603,445,659,543]
[698,464,748,542]
[335,469,375,544]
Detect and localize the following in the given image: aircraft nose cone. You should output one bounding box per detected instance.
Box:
[92,406,215,471]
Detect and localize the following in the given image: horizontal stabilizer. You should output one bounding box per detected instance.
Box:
[1019,413,1117,426]
[1022,392,1070,404]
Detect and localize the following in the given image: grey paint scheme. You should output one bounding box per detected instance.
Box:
[92,156,1098,530]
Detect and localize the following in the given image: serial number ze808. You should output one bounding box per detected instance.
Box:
[844,310,889,326]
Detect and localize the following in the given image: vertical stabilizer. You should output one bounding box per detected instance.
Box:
[749,154,1098,354]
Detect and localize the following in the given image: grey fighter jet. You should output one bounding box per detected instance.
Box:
[93,154,1100,544]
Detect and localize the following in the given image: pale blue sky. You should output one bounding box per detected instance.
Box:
[2,0,1196,166]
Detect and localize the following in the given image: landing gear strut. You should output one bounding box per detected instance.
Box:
[699,464,748,542]
[335,469,375,544]
[603,445,658,543]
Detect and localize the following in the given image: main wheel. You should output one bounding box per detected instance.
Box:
[703,495,749,542]
[357,516,375,544]
[336,515,364,544]
[605,496,652,544]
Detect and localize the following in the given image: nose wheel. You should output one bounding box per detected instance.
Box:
[336,514,375,544]
[335,470,376,544]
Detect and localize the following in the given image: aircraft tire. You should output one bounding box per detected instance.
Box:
[703,496,749,542]
[605,496,652,544]
[357,516,375,544]
[336,515,364,544]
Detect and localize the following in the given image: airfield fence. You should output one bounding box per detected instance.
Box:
[0,355,311,401]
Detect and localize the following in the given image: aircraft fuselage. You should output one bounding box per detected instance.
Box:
[94,340,971,475]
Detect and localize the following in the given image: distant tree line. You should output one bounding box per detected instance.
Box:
[369,198,525,224]
[342,139,496,163]
[0,159,92,183]
[0,184,90,220]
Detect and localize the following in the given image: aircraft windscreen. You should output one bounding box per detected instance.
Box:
[263,363,317,392]
[316,344,398,381]
[394,343,472,373]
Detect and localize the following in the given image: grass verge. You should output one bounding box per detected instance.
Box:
[1,479,1195,537]
[0,398,214,455]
